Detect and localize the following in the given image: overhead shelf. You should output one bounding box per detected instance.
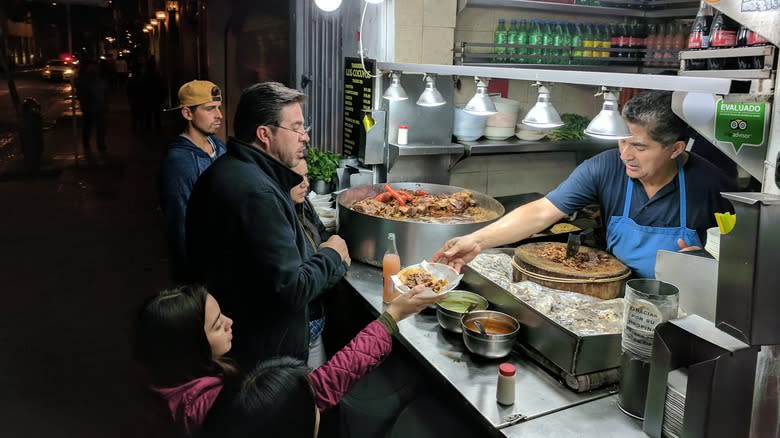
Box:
[457,0,698,18]
[376,61,734,94]
[458,138,614,157]
[455,42,681,74]
[677,46,776,92]
[707,1,780,48]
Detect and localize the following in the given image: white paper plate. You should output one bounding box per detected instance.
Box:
[316,206,336,218]
[391,260,463,298]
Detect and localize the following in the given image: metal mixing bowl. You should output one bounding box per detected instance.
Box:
[435,290,489,333]
[337,183,504,267]
[461,310,520,358]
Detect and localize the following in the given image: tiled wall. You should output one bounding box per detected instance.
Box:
[450,152,577,197]
[394,0,456,64]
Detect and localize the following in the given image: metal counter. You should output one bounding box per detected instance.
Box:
[344,262,645,437]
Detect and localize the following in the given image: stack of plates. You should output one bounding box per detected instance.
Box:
[663,367,688,438]
[705,227,720,260]
[308,192,336,232]
[621,325,655,358]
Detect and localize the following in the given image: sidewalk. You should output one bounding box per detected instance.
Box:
[0,92,180,437]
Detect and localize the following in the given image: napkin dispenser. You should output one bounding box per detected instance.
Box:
[716,192,780,346]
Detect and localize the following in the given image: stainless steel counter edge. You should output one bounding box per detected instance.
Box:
[344,263,646,437]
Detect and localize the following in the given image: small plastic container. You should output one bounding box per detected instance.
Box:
[397,125,408,145]
[496,362,516,405]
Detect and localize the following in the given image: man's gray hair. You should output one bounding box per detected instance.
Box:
[234,82,306,143]
[621,90,688,147]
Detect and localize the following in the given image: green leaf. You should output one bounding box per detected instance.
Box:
[548,113,590,141]
[306,148,341,184]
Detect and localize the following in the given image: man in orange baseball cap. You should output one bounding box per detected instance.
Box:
[159,80,227,281]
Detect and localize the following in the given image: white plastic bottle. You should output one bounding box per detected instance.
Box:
[397,124,408,145]
[496,362,516,405]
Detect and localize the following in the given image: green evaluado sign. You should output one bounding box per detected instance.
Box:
[715,99,768,153]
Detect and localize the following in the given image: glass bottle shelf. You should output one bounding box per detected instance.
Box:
[457,0,698,19]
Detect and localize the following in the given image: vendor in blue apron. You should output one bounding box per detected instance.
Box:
[433,91,735,279]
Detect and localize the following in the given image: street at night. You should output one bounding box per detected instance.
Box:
[0,69,76,163]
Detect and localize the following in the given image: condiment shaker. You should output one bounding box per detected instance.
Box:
[397,124,408,145]
[496,362,516,405]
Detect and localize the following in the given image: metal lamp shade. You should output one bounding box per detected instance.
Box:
[585,89,632,140]
[521,101,563,129]
[383,73,408,101]
[416,75,446,107]
[521,84,563,129]
[464,85,497,115]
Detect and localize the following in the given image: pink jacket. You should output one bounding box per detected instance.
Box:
[309,319,393,411]
[148,319,392,435]
[150,375,223,437]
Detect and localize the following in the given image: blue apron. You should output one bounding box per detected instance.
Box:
[606,159,703,279]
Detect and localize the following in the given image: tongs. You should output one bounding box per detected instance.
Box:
[566,228,593,258]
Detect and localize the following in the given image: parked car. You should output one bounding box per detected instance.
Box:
[41,59,78,81]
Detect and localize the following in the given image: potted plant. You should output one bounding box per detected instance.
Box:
[306,147,341,194]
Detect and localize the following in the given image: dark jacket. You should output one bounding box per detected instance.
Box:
[298,198,337,322]
[159,135,227,281]
[185,138,347,368]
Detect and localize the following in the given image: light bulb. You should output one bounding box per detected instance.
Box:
[314,0,342,12]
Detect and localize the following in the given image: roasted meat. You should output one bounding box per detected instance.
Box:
[350,188,494,223]
[537,244,610,270]
[399,267,449,292]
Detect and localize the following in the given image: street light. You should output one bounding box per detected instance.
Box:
[155,11,167,21]
[150,19,159,26]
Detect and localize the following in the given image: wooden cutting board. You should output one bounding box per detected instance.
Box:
[513,242,629,279]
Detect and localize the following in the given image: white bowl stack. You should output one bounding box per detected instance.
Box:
[485,96,521,140]
[515,124,548,141]
[309,192,336,232]
[453,106,488,142]
[705,227,720,260]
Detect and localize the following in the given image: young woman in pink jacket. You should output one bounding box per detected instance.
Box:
[134,283,441,437]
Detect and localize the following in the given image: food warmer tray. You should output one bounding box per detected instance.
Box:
[461,249,623,376]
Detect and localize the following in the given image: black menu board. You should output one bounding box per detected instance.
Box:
[342,57,374,158]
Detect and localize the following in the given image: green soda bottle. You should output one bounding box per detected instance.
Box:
[507,19,519,63]
[494,18,507,63]
[517,19,528,63]
[528,19,542,64]
[561,21,572,64]
[541,20,553,64]
[571,22,584,64]
[552,21,565,65]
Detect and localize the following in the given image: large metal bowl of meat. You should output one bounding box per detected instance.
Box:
[337,183,504,267]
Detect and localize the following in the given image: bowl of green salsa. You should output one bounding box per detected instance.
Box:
[436,290,489,333]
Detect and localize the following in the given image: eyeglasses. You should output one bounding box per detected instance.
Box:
[269,123,312,138]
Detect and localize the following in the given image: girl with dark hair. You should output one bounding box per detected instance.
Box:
[137,284,441,437]
[134,285,237,437]
[203,282,439,438]
[203,357,319,437]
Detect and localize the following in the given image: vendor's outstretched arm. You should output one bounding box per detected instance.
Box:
[432,197,567,271]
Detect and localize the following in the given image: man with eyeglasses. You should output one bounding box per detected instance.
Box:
[185,82,351,369]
